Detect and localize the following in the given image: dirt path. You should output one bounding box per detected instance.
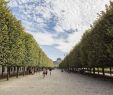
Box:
[0,69,113,95]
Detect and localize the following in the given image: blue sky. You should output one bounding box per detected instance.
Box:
[8,0,110,61]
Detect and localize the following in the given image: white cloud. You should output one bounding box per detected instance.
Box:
[46,0,110,53]
[9,0,110,54]
[54,25,64,32]
[55,31,84,52]
[50,0,110,32]
[28,31,55,46]
[50,0,82,31]
[28,30,84,53]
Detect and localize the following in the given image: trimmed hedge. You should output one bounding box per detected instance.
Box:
[59,2,113,70]
[0,0,53,68]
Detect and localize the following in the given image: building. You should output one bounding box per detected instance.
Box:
[53,58,62,67]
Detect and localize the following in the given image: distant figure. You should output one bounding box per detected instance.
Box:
[43,68,46,78]
[49,68,52,75]
[45,68,48,75]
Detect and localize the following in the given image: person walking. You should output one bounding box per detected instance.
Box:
[45,68,48,76]
[43,68,46,79]
[49,68,52,76]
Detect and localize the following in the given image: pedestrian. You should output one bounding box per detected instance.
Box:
[45,68,48,76]
[43,68,46,78]
[61,69,63,72]
[49,68,52,75]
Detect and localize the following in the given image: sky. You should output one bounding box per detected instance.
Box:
[8,0,111,61]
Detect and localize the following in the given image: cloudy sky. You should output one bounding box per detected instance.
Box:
[8,0,110,61]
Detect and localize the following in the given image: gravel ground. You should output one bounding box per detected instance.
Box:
[0,69,113,95]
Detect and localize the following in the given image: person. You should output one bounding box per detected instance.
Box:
[49,68,52,75]
[43,68,46,78]
[61,69,63,72]
[45,68,48,76]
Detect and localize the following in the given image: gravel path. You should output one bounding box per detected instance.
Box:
[0,69,113,95]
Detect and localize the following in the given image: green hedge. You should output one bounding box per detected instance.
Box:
[59,2,113,69]
[0,0,54,67]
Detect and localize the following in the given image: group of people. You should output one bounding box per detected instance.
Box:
[42,68,52,78]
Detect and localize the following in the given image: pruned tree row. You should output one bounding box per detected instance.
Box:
[59,2,113,76]
[0,0,53,80]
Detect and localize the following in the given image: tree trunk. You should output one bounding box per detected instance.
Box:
[102,67,105,76]
[16,66,19,78]
[90,67,91,73]
[86,67,88,73]
[13,66,16,75]
[7,66,9,80]
[93,67,95,75]
[33,67,35,73]
[23,67,25,76]
[97,67,99,75]
[2,65,4,77]
[9,66,11,76]
[110,66,112,75]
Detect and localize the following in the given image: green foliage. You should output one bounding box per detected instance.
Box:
[60,1,113,69]
[0,0,53,67]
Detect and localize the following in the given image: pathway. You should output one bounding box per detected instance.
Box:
[0,69,113,95]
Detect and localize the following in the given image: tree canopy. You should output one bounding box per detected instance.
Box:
[0,0,54,67]
[59,2,113,69]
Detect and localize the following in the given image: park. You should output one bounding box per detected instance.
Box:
[0,0,113,95]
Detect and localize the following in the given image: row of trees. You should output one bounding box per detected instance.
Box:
[0,0,53,80]
[59,2,113,76]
